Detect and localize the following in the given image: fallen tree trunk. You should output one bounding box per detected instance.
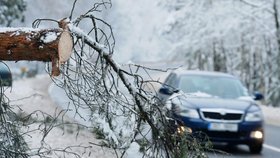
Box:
[0,21,73,76]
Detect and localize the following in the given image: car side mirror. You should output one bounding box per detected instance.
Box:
[253,91,264,101]
[159,87,174,95]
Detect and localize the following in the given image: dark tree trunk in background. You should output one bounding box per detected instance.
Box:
[273,0,280,64]
[213,40,227,72]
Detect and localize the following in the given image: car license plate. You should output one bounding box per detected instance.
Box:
[208,123,238,132]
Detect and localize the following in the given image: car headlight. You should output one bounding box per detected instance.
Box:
[245,110,263,122]
[173,104,200,119]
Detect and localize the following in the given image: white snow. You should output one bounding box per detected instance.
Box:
[238,96,254,101]
[260,105,280,127]
[41,31,58,43]
[0,27,40,33]
[48,83,91,126]
[5,75,117,157]
[125,142,142,158]
[68,24,107,54]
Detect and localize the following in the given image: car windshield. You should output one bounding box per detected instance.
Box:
[178,75,249,99]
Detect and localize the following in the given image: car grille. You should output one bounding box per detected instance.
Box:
[200,109,243,122]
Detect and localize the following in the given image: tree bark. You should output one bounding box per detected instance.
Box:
[0,23,73,76]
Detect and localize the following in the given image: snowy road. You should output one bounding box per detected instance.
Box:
[5,75,116,158]
[207,124,280,158]
[6,71,280,157]
[48,83,92,126]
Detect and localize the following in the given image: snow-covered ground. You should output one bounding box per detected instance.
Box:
[48,83,92,127]
[5,75,116,157]
[261,105,280,127]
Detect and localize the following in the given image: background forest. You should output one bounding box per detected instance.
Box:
[159,0,280,106]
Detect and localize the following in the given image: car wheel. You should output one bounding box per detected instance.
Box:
[249,142,262,154]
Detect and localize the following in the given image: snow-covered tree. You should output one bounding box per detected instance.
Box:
[0,0,26,26]
[160,0,280,106]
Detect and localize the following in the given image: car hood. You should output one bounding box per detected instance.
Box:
[173,96,254,111]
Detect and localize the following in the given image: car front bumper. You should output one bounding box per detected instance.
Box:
[178,117,264,145]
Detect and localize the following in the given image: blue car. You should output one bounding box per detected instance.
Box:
[158,70,264,154]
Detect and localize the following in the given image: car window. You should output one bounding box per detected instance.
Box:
[178,75,249,99]
[164,73,177,88]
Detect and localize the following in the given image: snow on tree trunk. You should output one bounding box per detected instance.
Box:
[0,20,73,76]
